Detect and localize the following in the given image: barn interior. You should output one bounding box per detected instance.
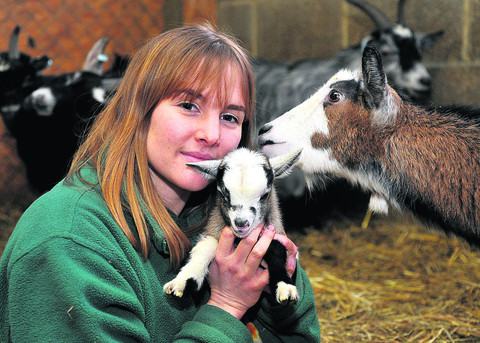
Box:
[1,0,480,341]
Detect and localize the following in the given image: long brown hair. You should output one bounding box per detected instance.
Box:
[67,23,255,270]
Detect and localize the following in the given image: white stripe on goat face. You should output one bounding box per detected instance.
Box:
[260,69,358,176]
[223,153,270,238]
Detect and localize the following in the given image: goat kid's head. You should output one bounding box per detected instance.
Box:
[347,0,443,103]
[258,43,400,190]
[187,148,301,237]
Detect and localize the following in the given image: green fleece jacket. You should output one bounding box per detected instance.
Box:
[0,167,320,342]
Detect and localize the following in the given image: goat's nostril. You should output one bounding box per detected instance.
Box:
[420,77,431,87]
[258,124,272,136]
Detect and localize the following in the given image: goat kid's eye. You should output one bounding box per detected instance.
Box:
[328,90,343,103]
[260,192,269,202]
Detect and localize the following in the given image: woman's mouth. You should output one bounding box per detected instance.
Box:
[182,151,215,162]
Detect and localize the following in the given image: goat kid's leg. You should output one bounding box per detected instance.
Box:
[263,239,299,305]
[163,235,218,297]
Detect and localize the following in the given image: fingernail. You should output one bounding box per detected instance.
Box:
[267,225,275,232]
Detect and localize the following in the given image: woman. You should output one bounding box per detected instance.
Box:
[0,24,320,342]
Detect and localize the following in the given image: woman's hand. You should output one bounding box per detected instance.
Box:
[207,224,275,319]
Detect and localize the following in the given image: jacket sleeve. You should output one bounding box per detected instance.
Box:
[6,237,151,342]
[253,260,321,342]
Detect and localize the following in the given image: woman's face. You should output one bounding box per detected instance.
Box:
[147,69,247,210]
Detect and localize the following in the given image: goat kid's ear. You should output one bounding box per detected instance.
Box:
[186,160,222,180]
[271,149,302,179]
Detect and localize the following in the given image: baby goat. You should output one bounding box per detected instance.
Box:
[258,43,480,246]
[164,148,301,304]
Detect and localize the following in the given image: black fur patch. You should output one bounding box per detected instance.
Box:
[330,80,360,103]
[263,240,295,304]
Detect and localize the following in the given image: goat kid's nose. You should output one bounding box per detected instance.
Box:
[258,124,272,136]
[234,218,249,230]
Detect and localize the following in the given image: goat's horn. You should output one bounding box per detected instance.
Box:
[8,25,21,59]
[345,0,393,31]
[397,0,407,26]
[82,37,110,75]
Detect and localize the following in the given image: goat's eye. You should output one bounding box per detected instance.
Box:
[380,48,396,58]
[260,192,269,201]
[328,90,342,103]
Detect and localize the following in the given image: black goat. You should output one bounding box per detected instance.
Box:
[0,30,120,193]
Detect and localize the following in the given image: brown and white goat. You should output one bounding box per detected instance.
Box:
[258,43,480,245]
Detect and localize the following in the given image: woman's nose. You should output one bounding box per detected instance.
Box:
[196,113,220,145]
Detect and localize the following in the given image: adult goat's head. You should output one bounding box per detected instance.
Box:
[348,0,444,103]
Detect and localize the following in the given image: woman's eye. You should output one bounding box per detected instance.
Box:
[179,101,199,112]
[328,90,342,103]
[221,113,239,124]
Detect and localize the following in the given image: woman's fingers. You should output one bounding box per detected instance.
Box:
[243,225,275,273]
[232,224,263,259]
[216,226,236,257]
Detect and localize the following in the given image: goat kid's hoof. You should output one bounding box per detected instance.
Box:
[275,281,299,305]
[163,279,186,298]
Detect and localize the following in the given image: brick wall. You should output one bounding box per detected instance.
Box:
[0,0,167,205]
[0,0,216,205]
[218,0,480,106]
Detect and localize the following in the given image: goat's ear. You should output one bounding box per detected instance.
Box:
[32,55,52,73]
[186,160,222,180]
[271,149,302,179]
[361,42,386,109]
[362,42,398,126]
[419,30,444,50]
[82,37,110,75]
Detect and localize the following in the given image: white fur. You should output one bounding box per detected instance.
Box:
[163,235,218,297]
[0,61,10,72]
[276,281,298,304]
[368,193,389,214]
[30,88,56,117]
[393,25,413,39]
[92,87,106,103]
